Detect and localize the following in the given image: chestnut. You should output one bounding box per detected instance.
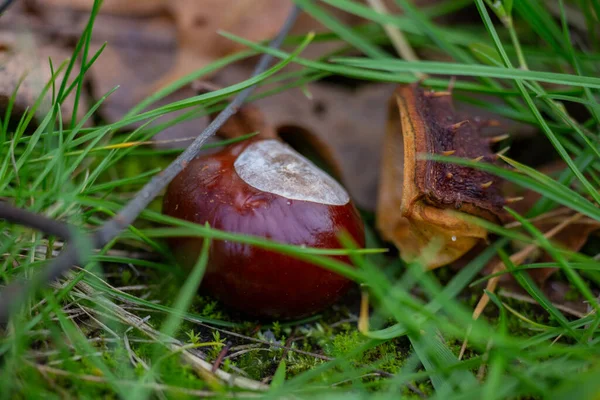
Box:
[162,138,365,319]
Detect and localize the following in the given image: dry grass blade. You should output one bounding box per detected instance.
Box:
[503,207,576,229]
[71,279,269,391]
[29,363,261,398]
[498,289,587,319]
[458,212,584,359]
[365,0,424,78]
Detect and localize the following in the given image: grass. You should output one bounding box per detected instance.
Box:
[1,0,600,398]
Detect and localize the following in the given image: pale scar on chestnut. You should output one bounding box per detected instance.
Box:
[377,83,509,269]
[234,139,350,206]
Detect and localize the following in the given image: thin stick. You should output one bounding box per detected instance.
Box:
[30,363,260,398]
[0,0,14,15]
[365,0,426,79]
[211,341,233,372]
[497,289,586,318]
[0,5,301,323]
[0,201,75,239]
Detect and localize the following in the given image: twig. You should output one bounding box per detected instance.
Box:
[47,352,105,366]
[30,363,261,398]
[211,341,232,372]
[0,0,15,15]
[497,289,587,318]
[191,323,333,361]
[0,201,75,239]
[503,207,575,229]
[365,0,426,79]
[0,5,301,323]
[123,331,151,371]
[225,348,272,360]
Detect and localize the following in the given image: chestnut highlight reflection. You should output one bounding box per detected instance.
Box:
[162,139,365,319]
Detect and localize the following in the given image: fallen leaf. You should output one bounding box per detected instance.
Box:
[23,0,336,141]
[0,30,87,127]
[38,0,294,92]
[163,0,293,88]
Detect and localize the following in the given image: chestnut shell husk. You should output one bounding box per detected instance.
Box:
[162,139,365,319]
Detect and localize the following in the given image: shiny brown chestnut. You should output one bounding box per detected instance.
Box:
[162,138,365,319]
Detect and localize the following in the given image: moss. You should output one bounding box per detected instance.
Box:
[194,296,226,321]
[323,330,407,375]
[284,353,325,377]
[156,355,208,391]
[121,269,132,285]
[121,342,210,392]
[235,349,278,380]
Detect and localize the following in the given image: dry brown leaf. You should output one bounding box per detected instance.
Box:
[154,0,294,92]
[0,30,87,126]
[376,83,508,269]
[15,1,371,160]
[40,0,293,91]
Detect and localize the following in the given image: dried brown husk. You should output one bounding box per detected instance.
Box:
[377,83,508,269]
